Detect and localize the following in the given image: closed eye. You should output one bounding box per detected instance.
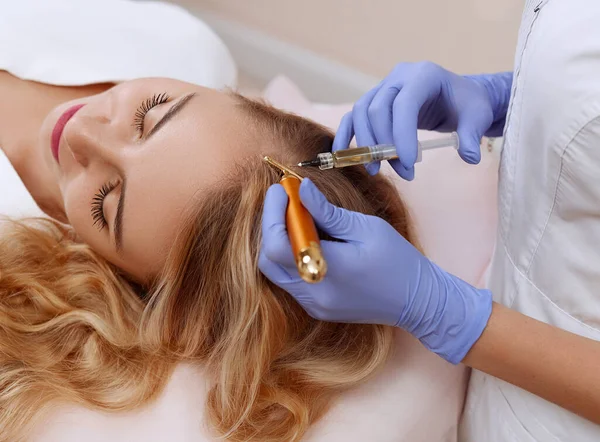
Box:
[132,92,171,136]
[91,181,119,230]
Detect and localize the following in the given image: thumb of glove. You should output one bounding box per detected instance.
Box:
[456,117,486,165]
[299,178,370,242]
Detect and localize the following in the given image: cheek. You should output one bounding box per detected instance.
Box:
[61,171,116,247]
[62,181,94,236]
[62,182,116,262]
[62,189,141,278]
[61,175,175,281]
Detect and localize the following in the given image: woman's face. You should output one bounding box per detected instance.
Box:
[37,78,257,281]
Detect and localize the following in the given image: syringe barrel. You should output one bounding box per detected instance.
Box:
[327,146,396,169]
[367,144,397,161]
[317,132,459,169]
[365,132,458,164]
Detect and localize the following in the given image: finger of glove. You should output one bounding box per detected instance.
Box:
[299,178,370,242]
[388,158,415,180]
[351,85,380,148]
[369,84,399,144]
[352,87,382,175]
[366,84,402,175]
[258,251,298,285]
[392,81,435,171]
[319,240,361,275]
[332,111,355,152]
[363,161,380,176]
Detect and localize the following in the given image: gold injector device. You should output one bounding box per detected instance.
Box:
[263,156,327,283]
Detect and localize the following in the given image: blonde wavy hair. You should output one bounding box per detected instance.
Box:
[0,95,417,441]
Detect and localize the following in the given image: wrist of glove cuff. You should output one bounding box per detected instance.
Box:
[396,261,493,365]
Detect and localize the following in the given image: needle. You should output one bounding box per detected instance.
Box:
[263,156,304,181]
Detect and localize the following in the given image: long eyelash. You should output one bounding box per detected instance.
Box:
[132,92,170,135]
[91,181,119,230]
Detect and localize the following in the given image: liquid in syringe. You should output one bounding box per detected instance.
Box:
[298,132,459,170]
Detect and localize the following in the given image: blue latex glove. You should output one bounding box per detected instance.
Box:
[259,179,493,364]
[334,62,513,180]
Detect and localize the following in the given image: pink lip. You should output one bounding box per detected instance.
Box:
[51,104,85,164]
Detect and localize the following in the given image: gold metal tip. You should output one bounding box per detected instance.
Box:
[296,243,327,283]
[263,156,303,181]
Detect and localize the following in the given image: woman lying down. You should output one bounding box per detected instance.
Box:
[0,77,467,441]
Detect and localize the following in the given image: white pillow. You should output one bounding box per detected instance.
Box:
[0,151,44,219]
[0,0,237,89]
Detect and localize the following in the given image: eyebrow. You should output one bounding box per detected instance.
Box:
[114,179,127,254]
[112,92,197,253]
[144,92,197,140]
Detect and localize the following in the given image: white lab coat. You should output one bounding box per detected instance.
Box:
[459,0,600,440]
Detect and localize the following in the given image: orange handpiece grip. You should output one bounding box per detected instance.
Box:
[280,176,327,283]
[280,176,319,255]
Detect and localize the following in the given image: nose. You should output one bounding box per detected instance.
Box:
[63,98,123,169]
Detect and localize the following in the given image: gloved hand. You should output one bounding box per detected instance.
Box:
[259,179,493,364]
[333,62,513,179]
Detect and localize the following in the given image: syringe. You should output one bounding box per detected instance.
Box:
[298,132,459,170]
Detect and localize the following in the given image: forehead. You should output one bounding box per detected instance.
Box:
[114,80,264,279]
